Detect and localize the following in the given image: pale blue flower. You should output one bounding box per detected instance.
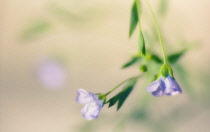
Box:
[36,59,67,90]
[76,89,103,120]
[146,75,182,97]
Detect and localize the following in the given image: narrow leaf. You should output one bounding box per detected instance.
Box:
[122,57,141,69]
[49,4,81,23]
[107,78,137,111]
[117,80,136,110]
[138,31,146,56]
[20,20,52,41]
[158,0,168,16]
[129,1,138,38]
[151,54,163,64]
[108,96,118,108]
[168,50,186,64]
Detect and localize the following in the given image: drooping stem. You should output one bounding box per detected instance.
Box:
[104,75,141,96]
[143,0,167,63]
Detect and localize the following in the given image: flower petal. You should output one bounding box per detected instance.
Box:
[164,75,182,96]
[76,89,96,104]
[81,100,103,120]
[151,86,164,97]
[146,79,161,92]
[147,78,165,97]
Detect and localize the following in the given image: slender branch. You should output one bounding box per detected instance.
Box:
[104,75,142,96]
[144,0,167,63]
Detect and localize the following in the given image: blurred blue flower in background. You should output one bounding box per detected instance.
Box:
[76,89,103,120]
[36,58,67,90]
[146,75,182,97]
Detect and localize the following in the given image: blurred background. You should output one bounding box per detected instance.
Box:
[0,0,210,132]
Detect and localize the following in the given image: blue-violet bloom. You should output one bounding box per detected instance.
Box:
[36,59,67,90]
[146,75,182,97]
[76,89,103,120]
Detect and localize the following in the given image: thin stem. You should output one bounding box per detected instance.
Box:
[143,0,167,63]
[104,75,141,96]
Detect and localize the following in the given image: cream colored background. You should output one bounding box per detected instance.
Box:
[1,0,210,132]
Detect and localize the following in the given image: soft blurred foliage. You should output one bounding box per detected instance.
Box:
[0,0,210,132]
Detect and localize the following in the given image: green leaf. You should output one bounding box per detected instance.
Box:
[129,1,138,38]
[158,0,168,16]
[107,96,118,108]
[20,20,52,41]
[143,31,154,45]
[168,50,186,64]
[138,31,146,56]
[151,54,163,64]
[48,4,81,23]
[107,78,137,111]
[122,57,141,69]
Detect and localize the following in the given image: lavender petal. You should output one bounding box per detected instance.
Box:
[146,79,161,92]
[76,89,96,104]
[164,75,182,96]
[81,100,103,120]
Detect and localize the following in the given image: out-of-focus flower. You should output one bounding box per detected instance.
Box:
[76,89,103,120]
[36,59,67,90]
[146,75,182,97]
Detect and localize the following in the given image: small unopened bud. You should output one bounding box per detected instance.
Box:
[139,65,147,72]
[159,64,174,77]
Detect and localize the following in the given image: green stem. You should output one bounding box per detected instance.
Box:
[143,0,167,64]
[104,75,141,96]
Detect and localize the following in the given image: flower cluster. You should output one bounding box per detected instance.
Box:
[146,75,182,97]
[75,0,184,121]
[76,89,103,120]
[76,64,183,120]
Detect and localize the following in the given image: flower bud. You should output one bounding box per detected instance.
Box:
[159,64,174,77]
[139,65,147,72]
